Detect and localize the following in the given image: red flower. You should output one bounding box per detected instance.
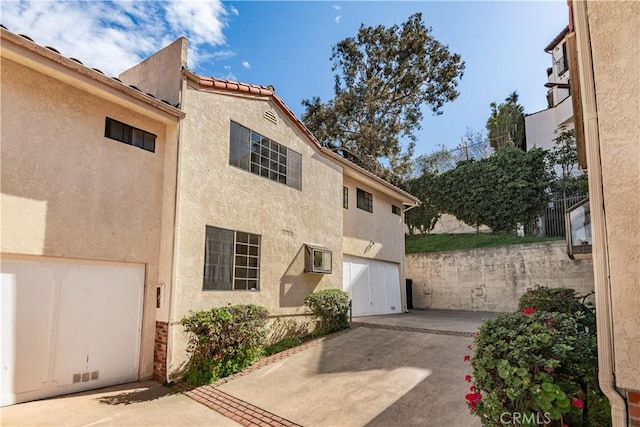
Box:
[571,398,584,409]
[464,355,471,361]
[563,424,569,427]
[465,392,482,411]
[469,385,475,392]
[467,344,473,350]
[522,307,535,315]
[465,375,472,382]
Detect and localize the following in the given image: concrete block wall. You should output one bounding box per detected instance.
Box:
[406,241,594,312]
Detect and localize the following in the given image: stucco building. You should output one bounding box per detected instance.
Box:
[1,28,418,404]
[569,1,639,426]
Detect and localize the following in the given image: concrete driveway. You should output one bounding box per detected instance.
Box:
[1,309,495,427]
[214,309,495,427]
[0,381,240,427]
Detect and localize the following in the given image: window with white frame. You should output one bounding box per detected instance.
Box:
[203,226,261,291]
[229,121,301,190]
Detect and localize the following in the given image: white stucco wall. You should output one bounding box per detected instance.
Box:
[587,0,640,392]
[168,84,344,375]
[0,58,177,380]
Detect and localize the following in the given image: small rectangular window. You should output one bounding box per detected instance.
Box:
[357,188,373,213]
[343,187,348,209]
[105,117,156,153]
[392,205,401,216]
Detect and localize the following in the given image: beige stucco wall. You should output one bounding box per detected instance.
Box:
[342,175,405,264]
[0,58,177,380]
[118,37,186,107]
[168,84,344,375]
[406,241,594,312]
[587,0,640,392]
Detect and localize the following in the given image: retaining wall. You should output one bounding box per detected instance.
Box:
[406,241,594,312]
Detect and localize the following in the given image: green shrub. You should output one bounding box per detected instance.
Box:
[264,337,303,356]
[304,288,350,336]
[181,304,268,385]
[518,286,595,327]
[467,310,599,426]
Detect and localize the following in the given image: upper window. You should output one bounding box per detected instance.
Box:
[105,117,156,153]
[357,188,373,213]
[392,205,401,216]
[229,121,301,190]
[203,226,261,291]
[343,187,349,209]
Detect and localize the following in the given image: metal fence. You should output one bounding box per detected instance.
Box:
[525,192,588,237]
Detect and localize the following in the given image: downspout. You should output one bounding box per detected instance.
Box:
[572,1,627,425]
[165,75,188,383]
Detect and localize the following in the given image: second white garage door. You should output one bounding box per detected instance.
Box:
[1,256,145,406]
[343,256,402,317]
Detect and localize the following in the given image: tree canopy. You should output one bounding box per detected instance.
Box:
[428,147,554,233]
[486,91,526,151]
[302,13,465,182]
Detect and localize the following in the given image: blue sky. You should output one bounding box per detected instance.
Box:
[2,0,569,156]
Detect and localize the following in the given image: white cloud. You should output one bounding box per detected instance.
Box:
[229,5,239,16]
[332,4,341,10]
[0,0,229,76]
[242,61,251,69]
[334,15,342,24]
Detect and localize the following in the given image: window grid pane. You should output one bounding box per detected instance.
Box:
[229,121,300,189]
[204,226,261,291]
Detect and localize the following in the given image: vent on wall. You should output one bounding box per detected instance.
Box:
[263,110,278,125]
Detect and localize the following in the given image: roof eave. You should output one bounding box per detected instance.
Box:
[1,28,185,123]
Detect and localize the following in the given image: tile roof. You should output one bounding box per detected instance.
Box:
[544,26,570,53]
[0,25,184,118]
[186,71,419,205]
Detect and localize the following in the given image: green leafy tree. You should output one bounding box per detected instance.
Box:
[413,145,456,176]
[486,91,526,151]
[549,126,588,196]
[405,173,440,235]
[429,147,554,233]
[302,13,465,182]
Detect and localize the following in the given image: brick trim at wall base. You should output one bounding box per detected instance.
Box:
[154,321,168,382]
[628,389,640,427]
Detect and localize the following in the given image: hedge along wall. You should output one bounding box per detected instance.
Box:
[406,241,594,312]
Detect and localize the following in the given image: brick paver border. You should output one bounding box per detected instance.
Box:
[351,322,476,337]
[173,328,352,426]
[174,323,474,426]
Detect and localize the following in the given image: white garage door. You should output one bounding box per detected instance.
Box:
[1,256,145,406]
[343,256,402,317]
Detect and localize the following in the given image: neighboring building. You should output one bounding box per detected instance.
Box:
[0,28,184,405]
[1,28,419,402]
[118,38,418,379]
[525,26,576,177]
[570,1,639,426]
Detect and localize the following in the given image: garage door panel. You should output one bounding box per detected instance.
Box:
[84,266,144,381]
[1,257,144,406]
[343,256,401,317]
[369,262,388,314]
[1,261,55,396]
[384,264,401,313]
[347,259,371,316]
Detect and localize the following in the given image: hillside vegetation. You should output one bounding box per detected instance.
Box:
[405,233,562,254]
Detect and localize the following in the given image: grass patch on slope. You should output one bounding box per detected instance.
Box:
[405,233,562,254]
